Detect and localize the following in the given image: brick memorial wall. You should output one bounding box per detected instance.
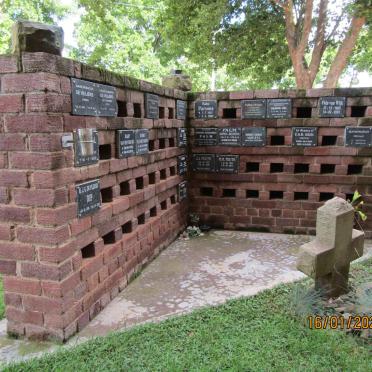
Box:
[0,52,188,340]
[188,90,372,237]
[0,44,371,341]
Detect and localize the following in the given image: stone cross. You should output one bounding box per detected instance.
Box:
[297,197,364,297]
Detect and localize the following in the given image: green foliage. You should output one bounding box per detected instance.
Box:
[71,0,171,84]
[0,0,70,54]
[4,262,371,371]
[347,190,368,222]
[158,0,291,89]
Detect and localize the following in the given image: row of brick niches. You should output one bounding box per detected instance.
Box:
[0,54,188,342]
[189,90,372,238]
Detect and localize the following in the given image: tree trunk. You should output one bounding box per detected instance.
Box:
[323,16,365,88]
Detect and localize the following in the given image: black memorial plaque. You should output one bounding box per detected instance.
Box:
[216,154,239,174]
[117,130,135,158]
[195,100,217,119]
[76,179,101,218]
[218,128,241,146]
[97,83,118,116]
[319,97,346,118]
[241,99,266,119]
[292,127,318,147]
[178,154,188,175]
[241,127,266,147]
[72,78,117,117]
[267,99,292,119]
[195,128,218,146]
[135,129,149,155]
[178,128,187,147]
[345,127,372,147]
[145,93,159,119]
[74,129,99,167]
[178,181,187,201]
[176,100,187,120]
[192,154,215,172]
[71,78,97,116]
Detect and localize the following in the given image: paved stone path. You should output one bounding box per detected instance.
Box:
[0,230,370,365]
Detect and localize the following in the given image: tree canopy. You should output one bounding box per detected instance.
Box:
[0,0,69,54]
[0,0,370,90]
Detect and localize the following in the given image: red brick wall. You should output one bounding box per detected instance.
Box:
[188,90,372,237]
[1,51,371,342]
[0,52,187,341]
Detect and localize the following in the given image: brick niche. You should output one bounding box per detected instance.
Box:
[0,53,187,340]
[0,51,371,342]
[188,90,372,236]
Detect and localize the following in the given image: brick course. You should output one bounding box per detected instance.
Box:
[189,90,372,236]
[0,52,187,341]
[0,51,370,342]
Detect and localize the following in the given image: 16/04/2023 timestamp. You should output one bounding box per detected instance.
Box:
[308,315,371,330]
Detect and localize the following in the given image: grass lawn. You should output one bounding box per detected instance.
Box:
[3,259,372,372]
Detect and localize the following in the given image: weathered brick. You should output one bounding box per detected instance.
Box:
[0,260,16,275]
[6,307,43,326]
[22,52,75,75]
[4,293,22,308]
[21,261,72,281]
[2,73,61,93]
[0,55,19,73]
[3,276,41,295]
[0,187,9,203]
[0,224,13,240]
[0,134,26,151]
[17,225,70,245]
[13,188,67,207]
[36,204,76,226]
[0,242,34,260]
[23,295,63,314]
[29,134,62,152]
[0,205,30,223]
[26,93,71,113]
[5,114,63,133]
[9,152,65,170]
[0,94,24,112]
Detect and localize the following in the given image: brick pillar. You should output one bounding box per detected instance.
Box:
[0,22,189,341]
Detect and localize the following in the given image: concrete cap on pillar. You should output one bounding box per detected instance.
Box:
[11,20,64,56]
[162,69,192,92]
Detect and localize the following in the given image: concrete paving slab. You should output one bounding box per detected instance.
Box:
[0,230,370,365]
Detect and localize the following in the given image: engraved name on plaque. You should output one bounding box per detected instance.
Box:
[241,127,266,147]
[216,154,239,173]
[135,129,149,155]
[267,99,292,119]
[178,154,188,175]
[145,93,160,119]
[97,83,118,117]
[195,100,218,119]
[117,130,135,158]
[178,181,187,201]
[345,127,371,147]
[292,127,318,147]
[195,128,218,146]
[241,99,266,119]
[319,97,346,118]
[218,128,241,146]
[178,128,187,147]
[74,128,99,167]
[76,179,101,218]
[192,153,216,172]
[176,100,187,120]
[71,78,117,117]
